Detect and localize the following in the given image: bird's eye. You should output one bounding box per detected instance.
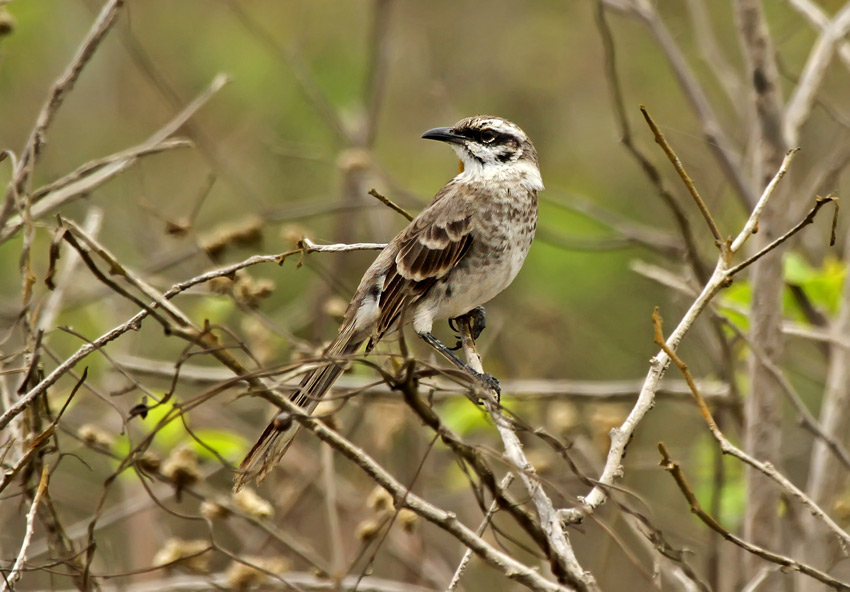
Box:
[480,129,496,144]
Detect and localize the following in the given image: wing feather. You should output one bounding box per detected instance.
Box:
[366,183,476,340]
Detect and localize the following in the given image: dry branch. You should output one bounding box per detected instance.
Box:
[0,74,229,244]
[447,473,515,591]
[275,392,572,592]
[658,444,850,591]
[603,0,757,207]
[0,0,125,229]
[1,467,49,592]
[456,317,598,592]
[557,147,827,525]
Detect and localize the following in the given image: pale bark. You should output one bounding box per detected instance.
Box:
[732,0,789,582]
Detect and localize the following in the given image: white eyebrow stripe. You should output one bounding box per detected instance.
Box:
[479,119,522,138]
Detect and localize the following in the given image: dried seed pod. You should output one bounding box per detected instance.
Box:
[152,538,210,573]
[232,487,274,519]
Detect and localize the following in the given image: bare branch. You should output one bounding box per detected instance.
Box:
[640,105,724,248]
[1,467,49,592]
[0,74,229,244]
[558,152,830,525]
[783,3,850,146]
[652,310,850,552]
[457,317,598,591]
[0,0,125,228]
[447,473,515,591]
[658,444,850,591]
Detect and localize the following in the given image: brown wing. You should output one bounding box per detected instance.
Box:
[370,186,475,342]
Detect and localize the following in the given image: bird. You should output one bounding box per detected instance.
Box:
[235,115,543,489]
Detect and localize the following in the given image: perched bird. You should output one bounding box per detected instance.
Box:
[235,115,543,489]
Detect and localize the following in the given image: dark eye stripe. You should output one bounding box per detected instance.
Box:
[453,125,503,144]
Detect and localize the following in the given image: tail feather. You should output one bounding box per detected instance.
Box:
[234,330,363,490]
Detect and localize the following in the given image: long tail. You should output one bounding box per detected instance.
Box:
[234,328,363,490]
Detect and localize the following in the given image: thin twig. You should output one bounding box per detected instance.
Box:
[1,74,228,244]
[726,195,838,276]
[447,473,515,591]
[718,317,850,471]
[657,443,850,591]
[607,0,757,208]
[783,3,850,147]
[0,368,87,495]
[594,0,710,283]
[652,310,850,551]
[37,209,103,333]
[299,237,387,254]
[640,105,724,247]
[0,0,125,229]
[1,466,49,592]
[686,0,744,114]
[0,240,381,433]
[322,445,344,574]
[31,138,191,203]
[114,355,733,402]
[729,149,799,253]
[457,317,598,591]
[223,0,352,144]
[785,0,850,73]
[362,0,393,147]
[368,188,414,221]
[278,393,571,592]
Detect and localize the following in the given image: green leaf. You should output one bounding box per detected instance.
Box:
[441,397,490,435]
[691,435,746,527]
[143,400,188,450]
[193,295,235,326]
[718,280,751,333]
[191,428,249,463]
[783,252,816,284]
[783,253,846,317]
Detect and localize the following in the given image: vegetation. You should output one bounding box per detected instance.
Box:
[2,1,850,590]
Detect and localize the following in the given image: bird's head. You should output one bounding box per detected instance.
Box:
[421,115,541,187]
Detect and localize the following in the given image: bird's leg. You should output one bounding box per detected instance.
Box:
[448,306,486,350]
[418,331,500,397]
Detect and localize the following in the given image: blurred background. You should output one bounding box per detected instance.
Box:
[1,1,849,591]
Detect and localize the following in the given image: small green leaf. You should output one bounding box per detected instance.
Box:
[194,296,235,325]
[783,253,846,318]
[143,401,188,450]
[691,434,746,527]
[783,252,816,284]
[718,280,751,332]
[191,428,249,463]
[441,397,490,435]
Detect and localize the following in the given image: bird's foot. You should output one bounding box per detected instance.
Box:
[449,306,487,348]
[418,330,500,402]
[473,370,500,401]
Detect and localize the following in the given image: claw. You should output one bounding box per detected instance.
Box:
[417,330,500,403]
[449,306,487,342]
[468,306,487,341]
[474,370,500,401]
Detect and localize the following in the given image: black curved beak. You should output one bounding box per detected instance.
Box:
[421,126,465,145]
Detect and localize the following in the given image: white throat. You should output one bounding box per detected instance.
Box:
[452,148,544,192]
